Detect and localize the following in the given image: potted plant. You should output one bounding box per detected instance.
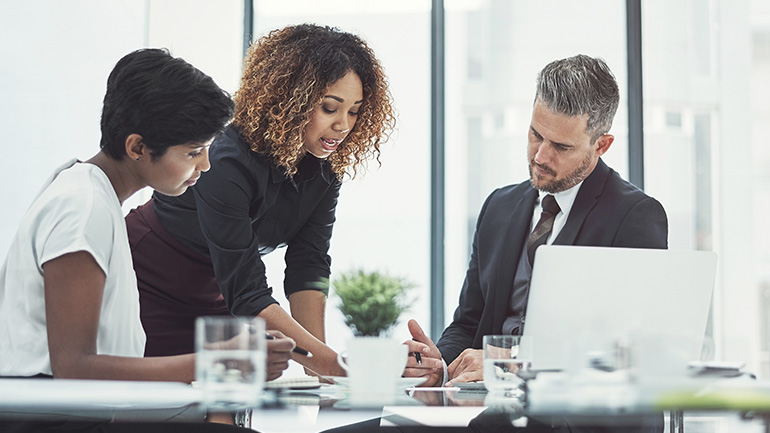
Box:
[332,269,414,337]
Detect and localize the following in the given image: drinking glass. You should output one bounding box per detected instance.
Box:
[196,316,266,409]
[483,335,531,397]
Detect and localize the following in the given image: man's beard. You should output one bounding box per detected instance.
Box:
[529,151,593,193]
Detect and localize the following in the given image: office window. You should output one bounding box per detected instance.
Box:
[665,111,683,129]
[643,0,769,376]
[752,3,770,374]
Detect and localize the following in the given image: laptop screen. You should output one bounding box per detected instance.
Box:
[519,245,717,373]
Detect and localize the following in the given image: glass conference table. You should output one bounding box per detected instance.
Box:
[2,374,770,433]
[249,373,770,433]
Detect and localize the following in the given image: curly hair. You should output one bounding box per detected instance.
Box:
[233,24,396,179]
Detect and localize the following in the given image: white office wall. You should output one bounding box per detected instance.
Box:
[0,1,243,253]
[145,0,243,94]
[0,1,146,255]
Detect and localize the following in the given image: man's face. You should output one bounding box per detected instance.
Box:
[527,99,613,193]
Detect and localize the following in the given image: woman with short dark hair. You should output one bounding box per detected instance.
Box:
[0,48,292,432]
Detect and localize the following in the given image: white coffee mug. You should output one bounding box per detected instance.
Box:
[337,337,409,406]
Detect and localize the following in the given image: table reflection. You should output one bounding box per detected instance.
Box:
[260,384,666,433]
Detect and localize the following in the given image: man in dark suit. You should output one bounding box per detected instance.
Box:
[404,54,668,387]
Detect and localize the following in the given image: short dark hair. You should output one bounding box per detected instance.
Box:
[535,54,619,141]
[100,48,234,160]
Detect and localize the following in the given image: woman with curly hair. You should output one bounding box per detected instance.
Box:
[125,24,396,376]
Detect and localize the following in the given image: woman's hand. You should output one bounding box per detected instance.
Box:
[259,304,346,377]
[265,330,294,381]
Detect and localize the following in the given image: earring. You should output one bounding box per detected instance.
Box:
[136,157,141,161]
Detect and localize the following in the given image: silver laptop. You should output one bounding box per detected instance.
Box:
[519,245,717,373]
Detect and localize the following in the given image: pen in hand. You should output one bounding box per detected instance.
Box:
[411,337,422,365]
[265,333,313,358]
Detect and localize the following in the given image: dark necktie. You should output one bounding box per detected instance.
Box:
[527,194,561,266]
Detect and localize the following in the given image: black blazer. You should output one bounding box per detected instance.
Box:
[436,159,668,364]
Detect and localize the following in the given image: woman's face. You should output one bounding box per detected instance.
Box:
[146,140,212,196]
[303,70,363,159]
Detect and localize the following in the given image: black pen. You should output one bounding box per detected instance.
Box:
[265,333,313,358]
[411,337,423,365]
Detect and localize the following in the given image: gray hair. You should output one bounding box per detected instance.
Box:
[535,54,619,140]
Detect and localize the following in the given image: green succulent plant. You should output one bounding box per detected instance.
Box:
[332,269,414,337]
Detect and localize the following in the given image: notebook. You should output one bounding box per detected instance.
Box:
[519,245,718,372]
[264,375,321,390]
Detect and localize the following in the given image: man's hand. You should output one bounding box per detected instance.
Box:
[402,319,444,387]
[265,330,294,381]
[446,348,483,386]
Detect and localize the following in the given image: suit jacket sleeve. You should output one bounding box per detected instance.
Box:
[612,196,668,249]
[436,190,497,364]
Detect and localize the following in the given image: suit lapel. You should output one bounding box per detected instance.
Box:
[553,158,610,245]
[490,186,538,325]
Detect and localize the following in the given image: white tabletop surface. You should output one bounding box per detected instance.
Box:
[0,378,205,422]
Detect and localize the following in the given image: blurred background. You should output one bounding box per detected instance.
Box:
[1,0,768,378]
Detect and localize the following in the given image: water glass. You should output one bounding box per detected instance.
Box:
[483,335,531,397]
[196,316,266,409]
